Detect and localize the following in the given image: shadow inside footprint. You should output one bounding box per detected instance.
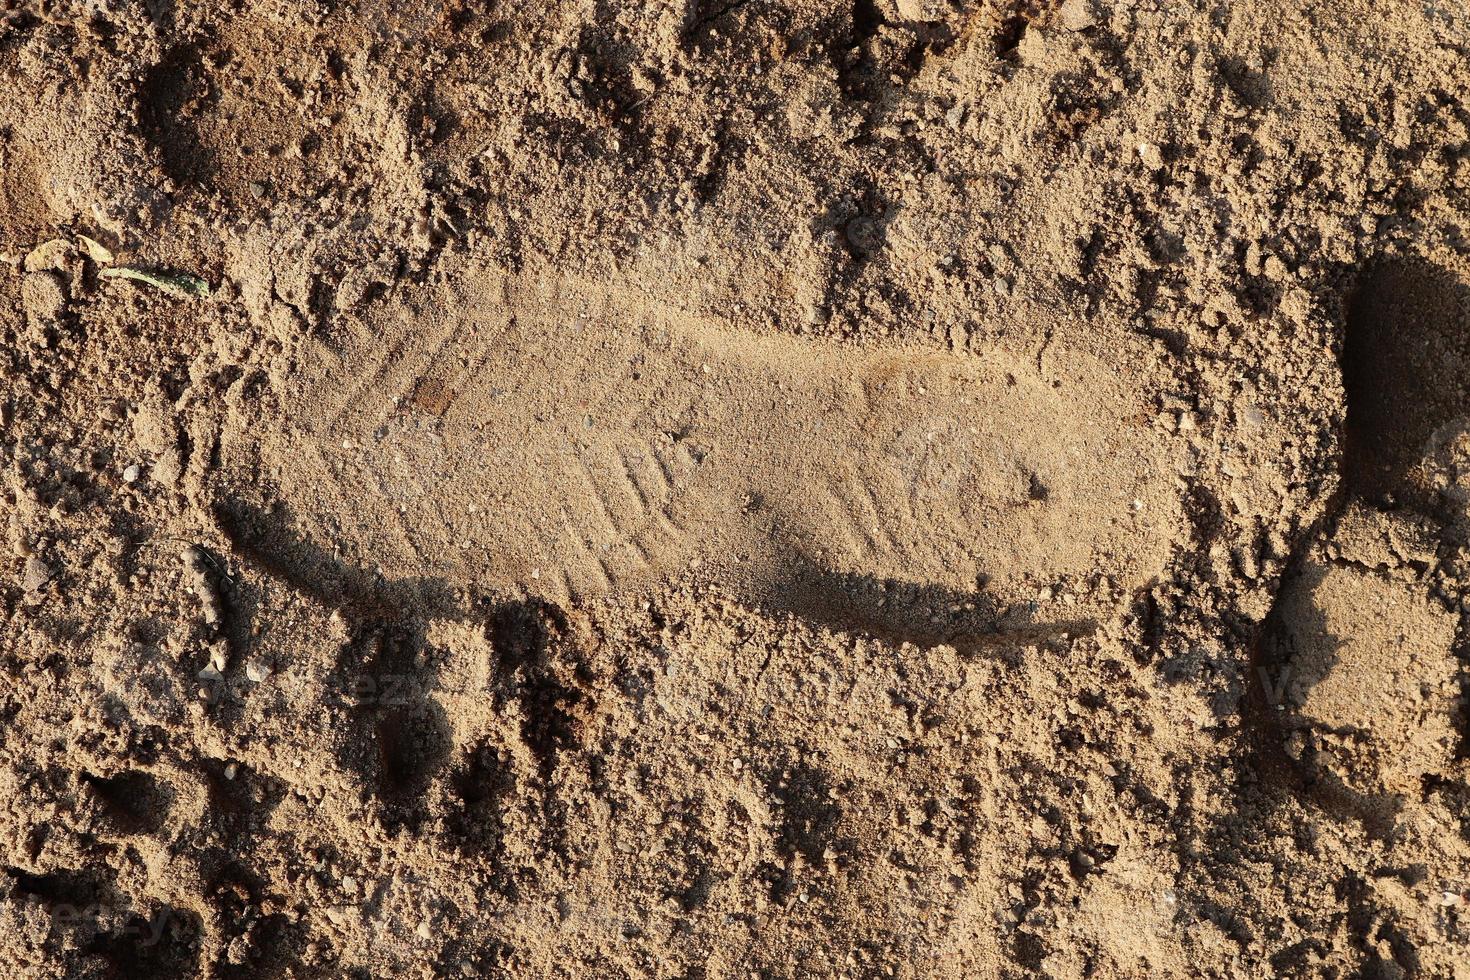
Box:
[80,770,173,837]
[756,550,1096,655]
[1342,257,1470,505]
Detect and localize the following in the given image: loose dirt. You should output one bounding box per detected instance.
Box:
[3,1,1470,977]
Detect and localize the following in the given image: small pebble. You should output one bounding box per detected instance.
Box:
[246,660,272,683]
[122,464,141,483]
[21,556,52,592]
[224,762,238,780]
[183,546,225,625]
[1058,0,1096,30]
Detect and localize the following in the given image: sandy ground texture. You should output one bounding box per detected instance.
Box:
[3,0,1470,977]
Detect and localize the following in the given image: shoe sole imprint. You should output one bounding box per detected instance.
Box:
[227,263,1185,619]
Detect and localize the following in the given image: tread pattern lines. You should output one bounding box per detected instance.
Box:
[240,271,1183,613]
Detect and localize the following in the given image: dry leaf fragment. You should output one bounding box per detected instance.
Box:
[100,266,211,298]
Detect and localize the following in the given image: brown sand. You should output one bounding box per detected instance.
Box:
[2,1,1470,977]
